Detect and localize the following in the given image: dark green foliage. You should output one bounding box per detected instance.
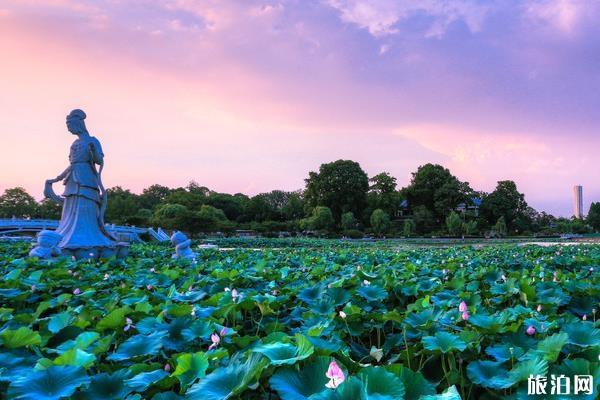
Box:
[304,160,369,222]
[587,202,600,231]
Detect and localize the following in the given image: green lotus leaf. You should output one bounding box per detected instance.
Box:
[55,332,100,354]
[126,369,169,392]
[78,369,133,400]
[535,332,568,362]
[312,376,364,400]
[466,360,511,389]
[468,313,509,333]
[326,287,350,306]
[152,392,183,400]
[298,287,323,304]
[0,327,41,349]
[253,334,314,366]
[422,332,467,353]
[96,307,130,331]
[552,358,600,398]
[48,312,73,334]
[107,331,166,361]
[0,288,23,298]
[563,322,600,347]
[485,343,524,362]
[172,352,209,389]
[419,385,462,399]
[385,364,436,399]
[269,356,332,400]
[7,365,90,400]
[357,286,388,302]
[53,348,96,368]
[186,353,267,400]
[506,356,548,387]
[357,366,405,399]
[404,309,438,328]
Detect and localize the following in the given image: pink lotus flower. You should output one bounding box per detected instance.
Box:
[73,288,81,295]
[208,333,220,350]
[146,284,153,290]
[325,360,345,389]
[164,363,171,372]
[220,327,228,336]
[231,288,240,302]
[339,311,347,319]
[188,285,194,292]
[526,326,536,335]
[124,317,135,331]
[461,311,470,321]
[537,304,542,312]
[459,301,468,313]
[150,267,155,273]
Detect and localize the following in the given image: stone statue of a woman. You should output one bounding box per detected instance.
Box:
[42,109,118,259]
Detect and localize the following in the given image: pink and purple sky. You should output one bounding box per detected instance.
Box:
[1,0,598,217]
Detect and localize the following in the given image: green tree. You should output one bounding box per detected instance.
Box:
[445,211,463,236]
[367,172,399,217]
[195,205,230,233]
[139,184,173,210]
[587,202,600,231]
[341,211,357,230]
[151,203,190,231]
[370,209,390,236]
[205,193,246,221]
[403,164,472,229]
[412,205,437,234]
[36,199,62,220]
[463,220,478,236]
[493,216,508,237]
[304,160,369,222]
[105,187,140,224]
[403,219,416,237]
[0,187,38,218]
[480,181,529,233]
[308,206,335,232]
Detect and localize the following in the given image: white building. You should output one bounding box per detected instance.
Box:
[573,185,583,218]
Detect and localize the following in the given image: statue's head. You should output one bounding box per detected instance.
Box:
[171,231,189,246]
[66,109,88,135]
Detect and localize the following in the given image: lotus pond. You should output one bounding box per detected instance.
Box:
[0,240,599,399]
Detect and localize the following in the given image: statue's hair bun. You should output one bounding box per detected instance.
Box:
[67,109,86,121]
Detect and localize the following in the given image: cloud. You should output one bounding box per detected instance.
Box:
[324,0,491,37]
[524,0,586,34]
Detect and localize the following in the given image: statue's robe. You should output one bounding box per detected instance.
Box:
[56,135,115,251]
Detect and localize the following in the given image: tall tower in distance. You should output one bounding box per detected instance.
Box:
[573,185,583,218]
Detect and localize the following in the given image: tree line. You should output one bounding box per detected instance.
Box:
[1,161,599,237]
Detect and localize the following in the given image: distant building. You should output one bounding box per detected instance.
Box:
[456,197,482,217]
[573,185,583,218]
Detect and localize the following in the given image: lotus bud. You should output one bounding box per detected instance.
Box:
[325,360,345,389]
[339,311,347,319]
[526,325,536,335]
[73,288,81,295]
[459,301,468,313]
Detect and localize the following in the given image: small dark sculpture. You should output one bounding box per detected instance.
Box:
[171,231,197,260]
[29,230,62,259]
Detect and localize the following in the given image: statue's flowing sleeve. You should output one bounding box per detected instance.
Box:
[90,137,104,166]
